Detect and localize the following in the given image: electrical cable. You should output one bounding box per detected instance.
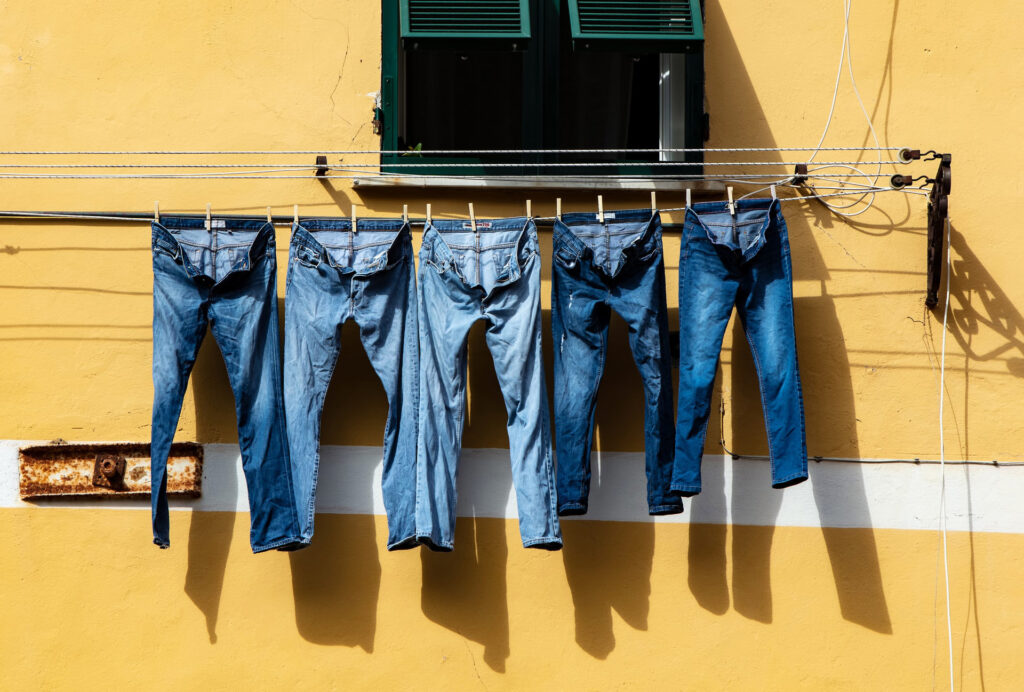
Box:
[938,215,955,691]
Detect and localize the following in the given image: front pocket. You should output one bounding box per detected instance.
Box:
[553,244,580,270]
[292,244,322,268]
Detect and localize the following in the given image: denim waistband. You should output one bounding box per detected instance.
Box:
[420,218,538,291]
[426,216,534,233]
[683,198,781,262]
[151,218,275,282]
[290,221,411,274]
[553,209,661,278]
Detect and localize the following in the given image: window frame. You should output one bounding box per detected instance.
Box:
[379,0,706,178]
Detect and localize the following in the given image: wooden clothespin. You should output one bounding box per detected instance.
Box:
[402,204,409,224]
[267,206,273,224]
[293,204,299,225]
[426,203,432,224]
[727,187,735,216]
[597,195,604,223]
[205,203,212,231]
[685,188,692,209]
[154,201,160,222]
[556,197,562,220]
[650,191,657,213]
[351,204,358,233]
[525,199,532,219]
[468,203,477,233]
[770,184,778,200]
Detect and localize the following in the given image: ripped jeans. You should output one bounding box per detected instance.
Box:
[551,209,682,516]
[415,217,562,551]
[672,199,808,495]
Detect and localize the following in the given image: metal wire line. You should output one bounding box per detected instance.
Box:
[0,146,912,155]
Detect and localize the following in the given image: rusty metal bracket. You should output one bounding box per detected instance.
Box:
[925,153,952,309]
[19,442,202,499]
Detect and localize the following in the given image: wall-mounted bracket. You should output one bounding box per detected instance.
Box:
[925,154,952,309]
[315,155,329,178]
[19,442,202,499]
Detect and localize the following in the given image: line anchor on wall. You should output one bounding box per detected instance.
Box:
[925,153,952,309]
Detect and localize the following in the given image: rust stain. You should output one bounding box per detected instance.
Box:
[19,442,202,499]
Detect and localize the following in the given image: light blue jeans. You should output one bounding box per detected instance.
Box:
[284,219,419,550]
[415,217,562,551]
[150,218,303,553]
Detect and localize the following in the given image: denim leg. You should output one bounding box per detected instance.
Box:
[551,261,609,516]
[672,235,740,496]
[151,252,207,548]
[283,254,347,545]
[735,224,808,489]
[415,264,478,551]
[355,254,420,550]
[484,253,562,549]
[209,257,303,553]
[612,257,683,515]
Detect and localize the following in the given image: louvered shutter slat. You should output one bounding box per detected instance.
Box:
[400,0,531,44]
[568,0,704,52]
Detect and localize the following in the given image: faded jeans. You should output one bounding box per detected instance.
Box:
[415,217,562,551]
[150,218,302,552]
[284,219,419,550]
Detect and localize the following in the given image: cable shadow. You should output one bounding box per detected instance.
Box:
[184,330,238,644]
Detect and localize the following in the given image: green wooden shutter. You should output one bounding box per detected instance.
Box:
[568,0,704,52]
[400,0,531,49]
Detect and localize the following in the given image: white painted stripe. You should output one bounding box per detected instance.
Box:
[2,440,1022,533]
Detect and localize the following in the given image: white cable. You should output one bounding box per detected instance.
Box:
[803,0,887,217]
[937,215,955,691]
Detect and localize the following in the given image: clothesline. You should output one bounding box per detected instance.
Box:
[0,146,914,155]
[0,187,928,226]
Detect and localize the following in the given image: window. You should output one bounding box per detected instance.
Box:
[379,0,706,178]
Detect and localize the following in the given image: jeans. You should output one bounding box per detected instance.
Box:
[416,217,561,551]
[150,218,303,552]
[283,219,418,550]
[673,199,808,495]
[551,209,682,516]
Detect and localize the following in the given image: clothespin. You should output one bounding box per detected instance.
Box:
[205,203,212,231]
[597,195,604,223]
[351,204,357,233]
[727,187,735,216]
[267,206,273,224]
[770,184,778,200]
[426,203,432,224]
[556,197,562,220]
[154,201,160,222]
[685,188,692,209]
[468,203,477,233]
[293,204,299,225]
[402,204,409,224]
[650,191,657,213]
[525,199,532,219]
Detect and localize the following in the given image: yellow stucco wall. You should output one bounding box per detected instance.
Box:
[2,1,1023,689]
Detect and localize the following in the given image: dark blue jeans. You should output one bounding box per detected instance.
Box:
[551,210,683,516]
[673,199,808,495]
[150,218,303,552]
[416,218,562,551]
[283,219,419,550]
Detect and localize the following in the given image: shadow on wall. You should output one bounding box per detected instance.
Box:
[685,0,891,634]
